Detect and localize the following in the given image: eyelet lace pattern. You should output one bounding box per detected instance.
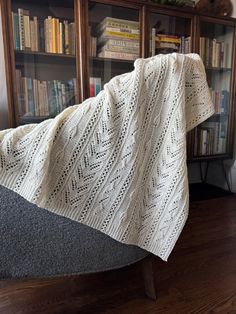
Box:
[0,53,214,261]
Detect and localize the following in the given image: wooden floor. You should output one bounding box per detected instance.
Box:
[1,195,236,314]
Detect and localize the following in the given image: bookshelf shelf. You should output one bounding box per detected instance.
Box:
[90,57,135,64]
[205,67,231,72]
[1,0,236,163]
[19,116,53,124]
[14,50,76,65]
[15,50,76,59]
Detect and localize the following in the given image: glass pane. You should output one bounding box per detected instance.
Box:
[88,2,140,97]
[149,13,191,57]
[11,0,77,125]
[194,22,234,156]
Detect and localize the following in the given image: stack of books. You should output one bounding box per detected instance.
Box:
[151,29,191,56]
[194,121,228,155]
[15,69,77,118]
[12,8,75,54]
[96,17,140,61]
[199,37,228,68]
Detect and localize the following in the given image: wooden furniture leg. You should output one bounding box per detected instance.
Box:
[141,254,158,300]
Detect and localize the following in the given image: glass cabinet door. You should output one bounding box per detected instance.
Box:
[194,21,234,157]
[149,12,192,57]
[88,2,140,97]
[11,0,78,125]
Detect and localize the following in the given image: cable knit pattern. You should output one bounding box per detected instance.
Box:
[0,53,214,261]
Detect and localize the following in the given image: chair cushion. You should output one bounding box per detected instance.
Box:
[0,185,148,280]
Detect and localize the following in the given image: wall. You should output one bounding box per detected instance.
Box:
[0,4,9,130]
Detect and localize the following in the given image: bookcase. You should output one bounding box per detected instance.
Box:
[1,0,236,163]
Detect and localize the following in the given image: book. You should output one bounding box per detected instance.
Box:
[98,30,139,41]
[99,43,139,54]
[89,77,95,97]
[12,13,20,50]
[23,10,31,49]
[221,90,229,114]
[97,26,140,35]
[98,50,138,60]
[18,8,25,50]
[13,9,75,55]
[99,17,139,31]
[94,77,102,96]
[156,34,181,44]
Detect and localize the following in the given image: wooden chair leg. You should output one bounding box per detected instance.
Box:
[141,255,158,300]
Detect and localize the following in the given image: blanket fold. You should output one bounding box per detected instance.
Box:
[0,53,214,261]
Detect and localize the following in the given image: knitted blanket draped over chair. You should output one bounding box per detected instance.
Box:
[0,53,214,261]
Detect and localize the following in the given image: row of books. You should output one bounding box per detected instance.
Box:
[96,17,139,61]
[89,77,102,97]
[12,8,75,54]
[151,30,191,56]
[16,70,77,117]
[194,121,227,156]
[199,37,229,68]
[210,89,229,114]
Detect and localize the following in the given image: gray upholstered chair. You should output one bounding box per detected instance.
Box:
[0,185,157,299]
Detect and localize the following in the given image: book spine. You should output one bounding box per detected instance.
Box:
[38,19,45,52]
[15,69,24,115]
[48,16,53,53]
[33,16,39,51]
[89,77,95,97]
[212,39,217,67]
[94,77,101,96]
[43,81,49,116]
[98,50,138,60]
[59,22,63,54]
[61,83,66,110]
[102,38,139,48]
[199,37,205,63]
[155,42,179,49]
[44,18,48,52]
[56,18,60,54]
[100,30,139,40]
[30,20,35,51]
[216,42,221,68]
[33,78,39,116]
[100,44,139,54]
[73,78,78,102]
[26,77,35,116]
[12,13,20,50]
[61,22,65,54]
[99,17,139,30]
[23,11,31,49]
[52,18,56,53]
[64,20,69,54]
[71,22,76,55]
[18,8,25,50]
[57,81,63,112]
[151,28,155,56]
[98,26,139,35]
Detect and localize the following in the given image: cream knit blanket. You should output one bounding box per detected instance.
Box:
[0,53,214,261]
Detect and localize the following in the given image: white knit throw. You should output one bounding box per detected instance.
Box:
[0,53,214,261]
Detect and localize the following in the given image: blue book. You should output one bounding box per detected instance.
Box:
[94,77,101,96]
